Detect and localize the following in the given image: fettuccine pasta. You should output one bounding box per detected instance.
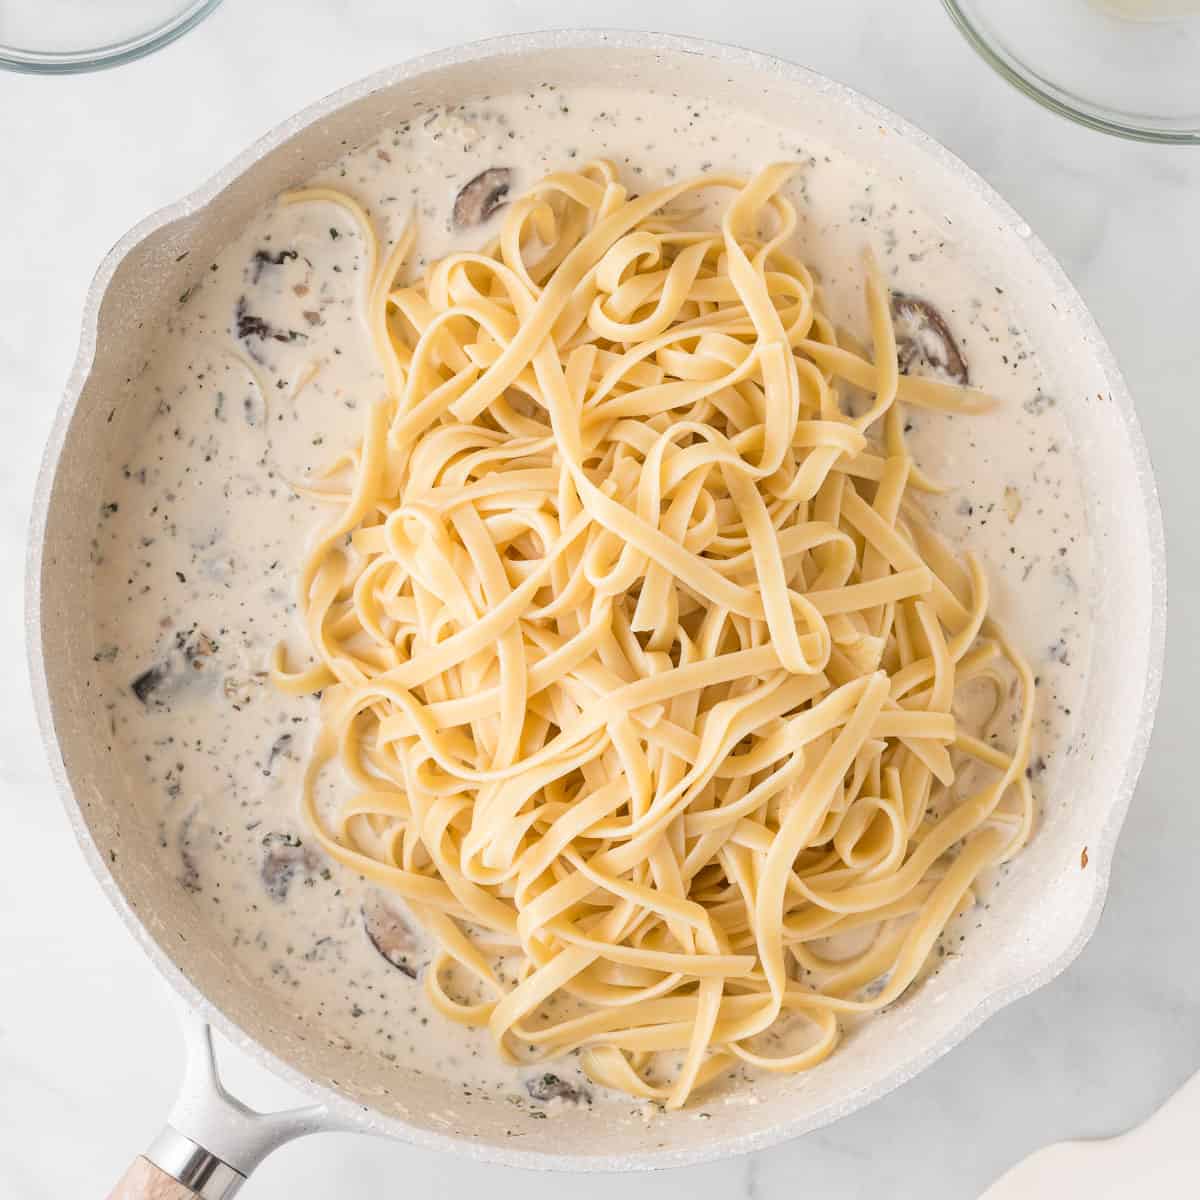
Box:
[273,161,1034,1109]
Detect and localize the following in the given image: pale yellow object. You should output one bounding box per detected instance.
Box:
[273,162,1035,1109]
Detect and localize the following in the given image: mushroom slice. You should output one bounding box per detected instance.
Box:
[453,168,513,228]
[891,293,969,385]
[249,247,299,283]
[260,832,320,902]
[131,661,172,705]
[130,629,220,707]
[362,891,420,978]
[525,1073,590,1104]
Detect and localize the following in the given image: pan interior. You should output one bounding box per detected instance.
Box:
[35,37,1160,1165]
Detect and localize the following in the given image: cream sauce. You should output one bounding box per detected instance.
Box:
[89,85,1091,1108]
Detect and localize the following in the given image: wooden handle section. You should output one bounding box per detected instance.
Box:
[108,1156,200,1199]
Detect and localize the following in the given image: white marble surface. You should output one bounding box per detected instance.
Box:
[2,2,1198,1197]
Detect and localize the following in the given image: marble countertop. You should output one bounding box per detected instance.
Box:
[3,2,1198,1197]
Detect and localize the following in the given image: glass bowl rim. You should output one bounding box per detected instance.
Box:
[0,0,223,75]
[941,0,1200,144]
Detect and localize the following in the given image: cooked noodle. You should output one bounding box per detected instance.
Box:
[272,161,1034,1108]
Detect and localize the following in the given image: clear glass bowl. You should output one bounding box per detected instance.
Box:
[0,0,222,74]
[943,0,1200,143]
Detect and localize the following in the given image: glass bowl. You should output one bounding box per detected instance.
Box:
[943,0,1200,143]
[0,0,222,74]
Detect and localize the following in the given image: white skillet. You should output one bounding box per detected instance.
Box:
[27,30,1165,1198]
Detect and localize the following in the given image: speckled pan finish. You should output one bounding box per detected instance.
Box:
[27,31,1166,1171]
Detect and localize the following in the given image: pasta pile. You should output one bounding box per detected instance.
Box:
[273,162,1034,1108]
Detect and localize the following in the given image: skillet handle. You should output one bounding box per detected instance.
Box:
[108,1155,202,1198]
[108,1129,245,1200]
[115,1011,332,1199]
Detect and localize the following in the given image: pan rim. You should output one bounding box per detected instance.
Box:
[25,27,1167,1171]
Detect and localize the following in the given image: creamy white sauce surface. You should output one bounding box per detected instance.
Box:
[89,85,1090,1110]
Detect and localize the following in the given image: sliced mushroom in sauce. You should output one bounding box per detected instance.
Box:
[131,661,172,705]
[525,1073,590,1105]
[260,831,321,902]
[891,293,969,385]
[234,296,307,348]
[129,629,219,707]
[249,248,299,284]
[362,892,421,978]
[452,167,512,228]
